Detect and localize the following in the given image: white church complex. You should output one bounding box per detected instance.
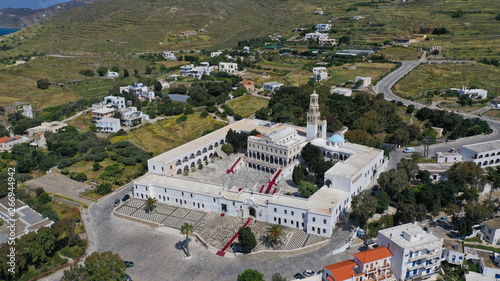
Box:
[133,92,387,237]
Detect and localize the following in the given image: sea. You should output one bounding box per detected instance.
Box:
[0,28,21,36]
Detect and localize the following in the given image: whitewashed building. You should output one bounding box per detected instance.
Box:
[312,67,329,82]
[211,51,223,57]
[316,24,332,31]
[482,217,500,245]
[162,51,177,61]
[218,62,238,73]
[305,32,329,41]
[378,223,443,281]
[460,140,500,167]
[96,117,121,133]
[331,87,352,97]
[442,239,465,266]
[120,107,149,127]
[458,86,488,99]
[263,82,283,93]
[22,104,33,119]
[134,92,387,237]
[355,76,372,88]
[103,95,126,109]
[434,152,462,163]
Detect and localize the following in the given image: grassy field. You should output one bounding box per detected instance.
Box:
[380,47,420,61]
[67,112,93,131]
[66,158,142,184]
[327,62,398,85]
[110,112,226,155]
[227,95,270,118]
[484,109,500,119]
[395,63,500,98]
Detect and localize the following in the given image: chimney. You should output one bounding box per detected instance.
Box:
[455,242,459,251]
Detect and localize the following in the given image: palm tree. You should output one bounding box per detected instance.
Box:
[265,224,285,247]
[145,197,157,212]
[180,223,194,257]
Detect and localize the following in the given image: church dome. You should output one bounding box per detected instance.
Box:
[328,134,344,143]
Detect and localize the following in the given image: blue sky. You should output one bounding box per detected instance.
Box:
[0,0,73,10]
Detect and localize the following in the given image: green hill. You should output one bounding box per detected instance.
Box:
[1,0,499,58]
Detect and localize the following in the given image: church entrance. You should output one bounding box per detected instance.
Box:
[248,207,256,218]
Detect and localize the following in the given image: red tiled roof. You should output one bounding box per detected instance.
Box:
[327,276,334,281]
[324,260,363,281]
[0,136,11,144]
[354,246,392,264]
[243,80,254,85]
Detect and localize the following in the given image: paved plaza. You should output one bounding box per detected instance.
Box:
[116,198,327,254]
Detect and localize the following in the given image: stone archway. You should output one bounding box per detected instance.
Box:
[177,169,182,174]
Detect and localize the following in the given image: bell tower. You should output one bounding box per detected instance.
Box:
[307,91,327,141]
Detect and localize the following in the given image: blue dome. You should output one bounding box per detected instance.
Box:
[328,134,344,143]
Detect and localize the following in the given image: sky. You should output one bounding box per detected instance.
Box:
[0,0,73,10]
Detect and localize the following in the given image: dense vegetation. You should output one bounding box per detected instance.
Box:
[62,251,127,281]
[0,190,83,281]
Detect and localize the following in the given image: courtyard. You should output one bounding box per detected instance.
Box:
[183,153,301,197]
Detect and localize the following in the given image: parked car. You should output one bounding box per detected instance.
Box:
[114,199,120,207]
[437,216,449,223]
[403,147,415,153]
[303,270,316,277]
[293,273,304,279]
[122,194,130,202]
[363,238,376,246]
[125,274,132,281]
[124,261,134,268]
[449,148,456,153]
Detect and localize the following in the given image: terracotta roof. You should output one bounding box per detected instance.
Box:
[0,136,11,144]
[324,260,363,281]
[354,246,392,264]
[14,135,23,139]
[327,276,334,281]
[255,134,263,137]
[243,80,254,85]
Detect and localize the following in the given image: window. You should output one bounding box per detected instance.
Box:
[284,219,287,224]
[233,202,235,206]
[488,229,492,234]
[193,202,195,206]
[323,229,326,234]
[312,217,316,222]
[274,208,277,212]
[302,223,304,227]
[302,213,305,218]
[284,210,287,215]
[274,217,277,222]
[162,167,164,171]
[153,165,155,170]
[312,227,315,231]
[213,198,216,202]
[202,204,204,208]
[184,200,186,204]
[145,187,148,191]
[167,197,169,201]
[291,211,294,216]
[190,194,193,198]
[323,219,327,224]
[176,199,178,203]
[182,192,184,196]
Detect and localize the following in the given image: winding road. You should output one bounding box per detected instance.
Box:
[373,60,500,169]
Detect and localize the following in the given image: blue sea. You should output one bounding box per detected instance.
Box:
[0,28,21,36]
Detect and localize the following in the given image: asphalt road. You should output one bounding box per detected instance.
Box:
[373,60,500,169]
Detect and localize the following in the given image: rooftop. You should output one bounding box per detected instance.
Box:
[324,260,363,281]
[263,82,283,86]
[443,239,464,253]
[149,119,298,164]
[328,134,344,143]
[378,223,443,250]
[461,140,500,153]
[477,250,500,269]
[484,217,500,230]
[92,108,116,114]
[0,136,11,144]
[354,246,392,264]
[417,163,454,172]
[99,117,120,123]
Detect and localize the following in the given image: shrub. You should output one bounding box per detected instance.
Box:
[37,79,50,90]
[92,162,101,171]
[200,111,209,118]
[176,115,188,123]
[95,183,112,195]
[238,227,257,252]
[61,168,69,175]
[234,114,243,121]
[221,143,234,154]
[79,69,95,77]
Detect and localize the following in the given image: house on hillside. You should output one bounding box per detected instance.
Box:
[92,107,115,122]
[312,67,329,82]
[482,217,500,245]
[319,38,336,46]
[0,135,29,152]
[316,24,332,31]
[107,70,119,78]
[354,77,372,88]
[219,62,238,73]
[305,32,329,41]
[263,82,283,93]
[331,87,352,97]
[96,117,121,133]
[162,51,177,61]
[179,31,197,37]
[442,239,465,265]
[120,107,149,127]
[315,10,324,15]
[242,80,255,92]
[211,51,223,57]
[458,86,488,99]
